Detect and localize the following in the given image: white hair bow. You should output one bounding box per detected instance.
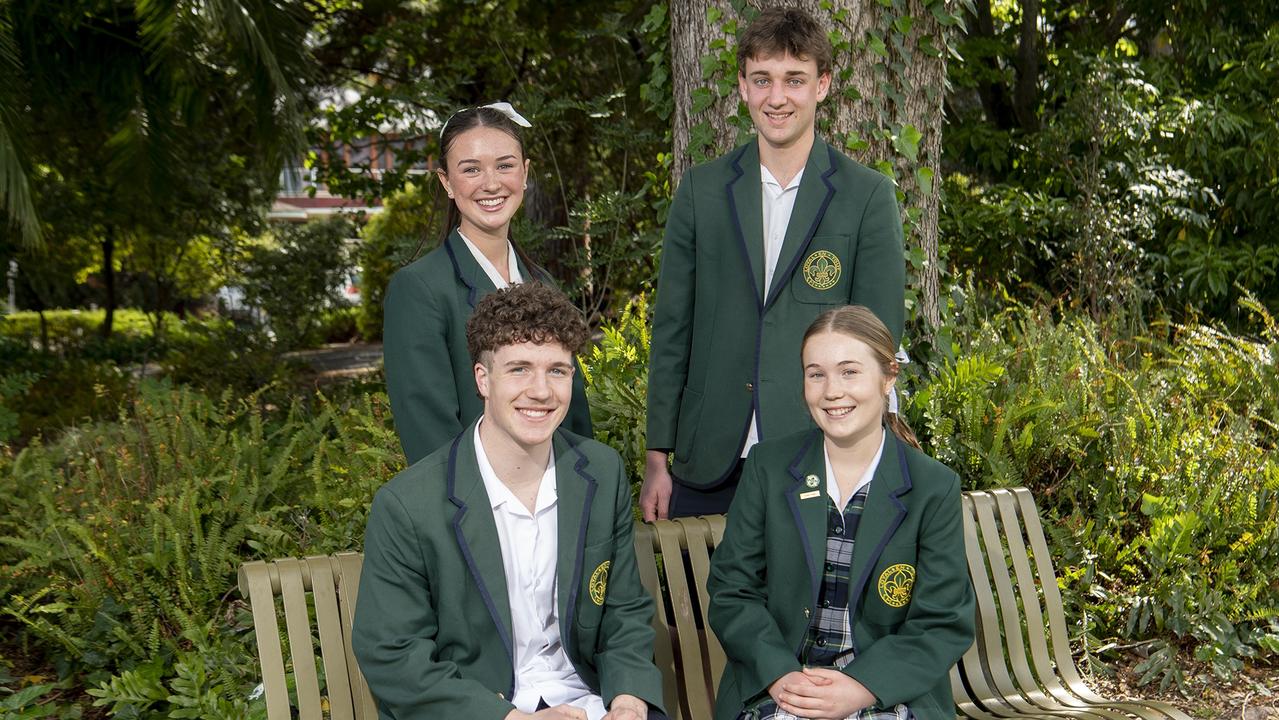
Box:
[441,101,532,137]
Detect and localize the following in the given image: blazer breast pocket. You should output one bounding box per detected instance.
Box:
[789,236,853,305]
[575,539,614,630]
[859,543,918,626]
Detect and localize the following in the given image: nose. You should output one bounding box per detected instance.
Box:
[526,370,552,399]
[481,168,501,190]
[767,82,787,106]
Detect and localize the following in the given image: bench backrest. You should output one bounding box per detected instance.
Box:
[239,489,1063,720]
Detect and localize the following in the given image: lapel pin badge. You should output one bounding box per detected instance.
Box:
[805,474,820,489]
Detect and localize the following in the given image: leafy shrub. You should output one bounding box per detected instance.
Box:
[581,295,651,486]
[908,295,1279,689]
[0,382,402,717]
[240,218,356,350]
[320,306,361,344]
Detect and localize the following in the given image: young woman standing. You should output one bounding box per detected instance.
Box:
[383,104,592,464]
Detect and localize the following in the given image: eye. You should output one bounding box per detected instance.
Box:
[461,166,479,174]
[787,78,804,86]
[806,370,824,380]
[549,367,570,377]
[754,78,770,87]
[842,368,859,377]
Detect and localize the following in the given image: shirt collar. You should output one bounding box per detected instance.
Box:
[760,163,804,192]
[824,428,886,511]
[474,418,557,514]
[459,230,523,289]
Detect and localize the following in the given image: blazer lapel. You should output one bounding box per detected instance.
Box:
[783,430,829,610]
[726,142,766,307]
[447,423,515,661]
[443,229,497,309]
[764,136,838,310]
[554,431,597,641]
[847,431,912,612]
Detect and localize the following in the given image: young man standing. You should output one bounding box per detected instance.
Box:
[643,7,906,520]
[355,283,666,720]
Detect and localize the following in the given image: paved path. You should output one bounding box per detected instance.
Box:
[284,342,384,378]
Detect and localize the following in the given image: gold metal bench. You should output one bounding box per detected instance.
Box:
[238,489,1189,720]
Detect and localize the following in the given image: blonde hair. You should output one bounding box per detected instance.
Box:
[802,305,921,450]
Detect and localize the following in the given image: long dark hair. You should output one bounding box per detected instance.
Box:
[436,106,541,277]
[802,305,921,450]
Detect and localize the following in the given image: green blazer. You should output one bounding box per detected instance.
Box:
[647,136,905,488]
[352,422,666,719]
[383,230,593,464]
[708,429,974,720]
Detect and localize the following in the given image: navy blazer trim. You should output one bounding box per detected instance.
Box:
[560,432,599,640]
[784,430,824,609]
[443,236,480,309]
[762,144,839,314]
[725,144,765,317]
[847,438,913,652]
[445,432,516,684]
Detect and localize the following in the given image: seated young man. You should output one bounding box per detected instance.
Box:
[353,282,666,720]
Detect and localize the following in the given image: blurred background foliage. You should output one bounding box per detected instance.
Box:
[1,0,1277,715]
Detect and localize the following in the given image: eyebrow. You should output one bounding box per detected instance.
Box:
[804,359,864,370]
[456,155,519,164]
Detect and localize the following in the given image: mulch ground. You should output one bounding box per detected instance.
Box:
[1087,654,1278,719]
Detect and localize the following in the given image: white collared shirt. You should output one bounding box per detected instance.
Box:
[742,164,804,458]
[474,421,606,720]
[824,429,886,511]
[460,231,523,289]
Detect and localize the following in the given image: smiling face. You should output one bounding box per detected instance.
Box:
[802,330,895,450]
[437,126,530,243]
[738,52,830,154]
[475,340,574,454]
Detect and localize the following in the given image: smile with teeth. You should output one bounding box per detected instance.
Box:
[476,197,506,208]
[518,408,553,419]
[824,406,855,418]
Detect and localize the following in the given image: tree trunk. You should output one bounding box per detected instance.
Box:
[670,0,951,336]
[670,0,743,182]
[99,229,115,339]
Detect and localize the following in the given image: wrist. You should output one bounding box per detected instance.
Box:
[609,694,647,714]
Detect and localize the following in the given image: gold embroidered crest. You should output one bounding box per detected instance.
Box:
[802,251,841,290]
[877,563,915,608]
[589,561,610,606]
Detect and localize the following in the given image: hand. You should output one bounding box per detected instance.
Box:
[504,706,589,720]
[771,667,875,719]
[602,693,648,719]
[640,450,673,522]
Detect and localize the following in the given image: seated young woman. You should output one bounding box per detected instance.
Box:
[708,305,975,720]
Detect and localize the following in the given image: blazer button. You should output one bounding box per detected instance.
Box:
[497,693,505,700]
[803,607,811,618]
[745,382,754,392]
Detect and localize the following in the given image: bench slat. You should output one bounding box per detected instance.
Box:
[634,523,681,719]
[654,519,714,720]
[334,552,377,720]
[309,556,355,720]
[240,561,293,720]
[279,558,324,719]
[674,517,727,699]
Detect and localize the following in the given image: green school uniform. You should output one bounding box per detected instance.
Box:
[352,422,666,719]
[708,429,975,720]
[383,229,593,464]
[647,136,905,488]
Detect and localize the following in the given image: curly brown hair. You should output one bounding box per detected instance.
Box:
[737,6,833,78]
[466,283,590,365]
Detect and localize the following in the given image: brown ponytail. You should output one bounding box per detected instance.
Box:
[803,305,922,450]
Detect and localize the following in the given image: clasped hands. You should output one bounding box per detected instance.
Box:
[767,667,876,720]
[504,693,648,720]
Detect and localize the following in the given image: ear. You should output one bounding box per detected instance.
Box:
[437,168,454,198]
[474,362,490,401]
[881,371,897,400]
[521,158,531,188]
[816,71,831,103]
